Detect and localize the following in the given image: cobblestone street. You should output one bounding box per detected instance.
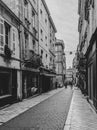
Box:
[0,87,73,130]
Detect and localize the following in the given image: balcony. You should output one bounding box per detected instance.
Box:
[49,63,56,73]
[23,50,43,69]
[4,44,12,59]
[33,27,37,38]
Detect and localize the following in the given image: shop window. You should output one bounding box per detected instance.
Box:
[0,73,10,96]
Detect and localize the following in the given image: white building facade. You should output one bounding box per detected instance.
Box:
[0,0,21,106]
[55,39,65,86]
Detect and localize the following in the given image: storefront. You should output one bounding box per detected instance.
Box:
[22,68,40,99]
[39,67,56,93]
[86,28,97,109]
[0,67,18,107]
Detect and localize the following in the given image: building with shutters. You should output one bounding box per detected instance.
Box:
[38,0,57,92]
[55,39,65,86]
[1,0,40,101]
[78,0,97,109]
[0,0,57,107]
[18,0,40,99]
[0,0,21,107]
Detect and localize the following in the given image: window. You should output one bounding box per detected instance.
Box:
[45,36,47,40]
[24,0,28,19]
[24,0,28,5]
[50,57,52,62]
[40,29,43,41]
[45,19,47,24]
[50,40,51,44]
[33,40,36,51]
[0,17,4,50]
[45,36,47,46]
[40,9,43,19]
[24,31,28,58]
[41,49,43,59]
[33,0,36,4]
[40,9,42,14]
[0,73,11,96]
[32,10,35,28]
[41,29,43,34]
[5,22,10,46]
[41,49,43,55]
[46,54,47,58]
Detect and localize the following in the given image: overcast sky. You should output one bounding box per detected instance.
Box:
[45,0,79,68]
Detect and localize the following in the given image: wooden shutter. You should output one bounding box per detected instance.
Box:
[11,27,16,55]
[0,16,4,51]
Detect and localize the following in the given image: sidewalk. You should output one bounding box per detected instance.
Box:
[64,87,97,130]
[0,88,64,126]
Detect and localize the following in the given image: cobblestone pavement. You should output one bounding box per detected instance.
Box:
[0,87,73,130]
[64,87,97,130]
[0,88,64,126]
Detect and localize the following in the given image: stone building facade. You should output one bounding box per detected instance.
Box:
[55,39,65,86]
[78,0,97,109]
[0,0,21,106]
[0,0,57,107]
[38,0,57,92]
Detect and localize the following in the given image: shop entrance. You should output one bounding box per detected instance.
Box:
[0,72,10,96]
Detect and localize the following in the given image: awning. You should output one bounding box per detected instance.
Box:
[40,73,56,77]
[22,67,40,73]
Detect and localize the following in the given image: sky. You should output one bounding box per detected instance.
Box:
[45,0,79,68]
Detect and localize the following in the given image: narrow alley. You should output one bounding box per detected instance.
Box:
[0,0,97,129]
[0,87,73,130]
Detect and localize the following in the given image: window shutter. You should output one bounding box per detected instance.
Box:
[0,16,4,51]
[24,6,28,19]
[11,27,16,55]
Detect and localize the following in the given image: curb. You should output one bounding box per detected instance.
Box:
[63,87,74,130]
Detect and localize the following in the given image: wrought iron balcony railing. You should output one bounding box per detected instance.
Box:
[23,51,43,69]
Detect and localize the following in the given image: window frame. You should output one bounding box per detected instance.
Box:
[12,28,16,55]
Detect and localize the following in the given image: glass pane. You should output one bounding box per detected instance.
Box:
[13,43,15,51]
[5,35,8,45]
[13,33,15,41]
[1,24,3,34]
[0,18,3,23]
